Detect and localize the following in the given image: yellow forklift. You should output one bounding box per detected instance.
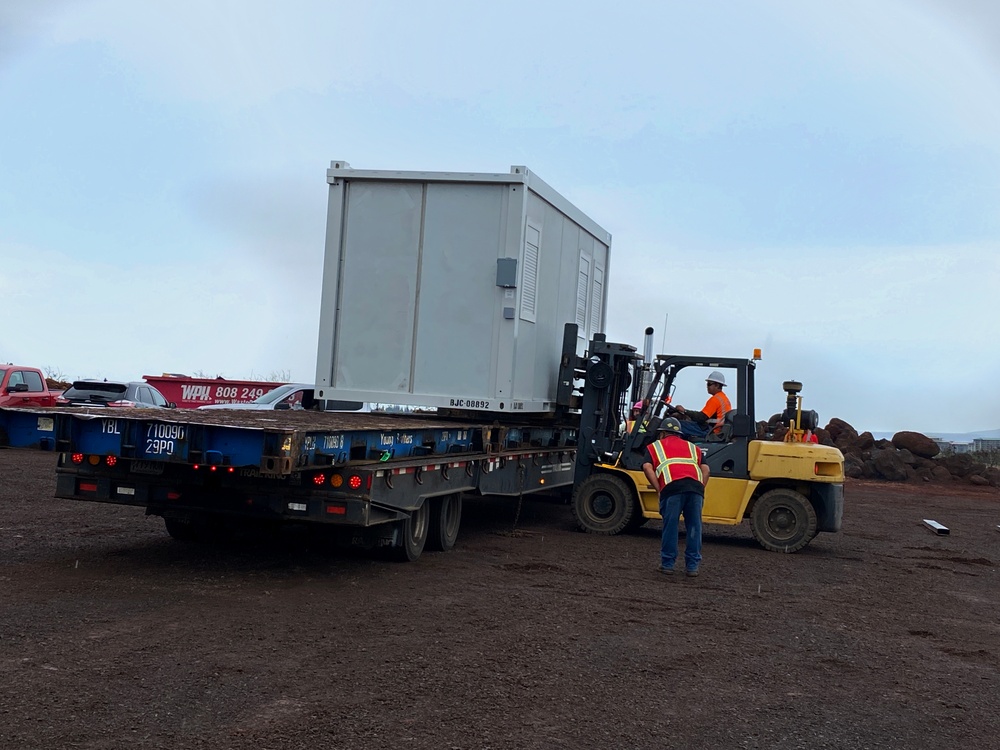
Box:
[566,334,844,553]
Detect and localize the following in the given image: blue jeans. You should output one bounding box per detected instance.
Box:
[679,420,708,440]
[660,490,704,571]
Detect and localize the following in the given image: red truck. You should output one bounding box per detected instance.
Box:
[0,365,60,407]
[142,375,288,409]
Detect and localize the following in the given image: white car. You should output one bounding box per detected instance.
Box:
[197,383,369,412]
[196,383,313,411]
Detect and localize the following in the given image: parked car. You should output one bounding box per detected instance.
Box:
[197,383,317,411]
[56,380,175,408]
[197,383,369,412]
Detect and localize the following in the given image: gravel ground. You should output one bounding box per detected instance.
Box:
[1,449,998,750]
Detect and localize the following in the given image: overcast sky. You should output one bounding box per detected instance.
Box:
[2,0,999,435]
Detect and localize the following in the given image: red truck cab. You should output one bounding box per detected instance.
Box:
[0,365,59,407]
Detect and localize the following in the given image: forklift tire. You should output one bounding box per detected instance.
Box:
[571,474,636,535]
[389,502,430,562]
[427,493,462,552]
[750,488,818,553]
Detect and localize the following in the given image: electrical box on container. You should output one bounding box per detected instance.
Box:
[315,162,611,413]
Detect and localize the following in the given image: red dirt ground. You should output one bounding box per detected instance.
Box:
[1,450,998,749]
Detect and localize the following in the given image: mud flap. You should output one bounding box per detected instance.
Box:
[813,483,844,532]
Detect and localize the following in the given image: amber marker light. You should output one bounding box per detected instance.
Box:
[330,474,344,488]
[88,455,100,466]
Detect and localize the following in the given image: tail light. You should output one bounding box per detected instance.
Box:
[107,401,137,408]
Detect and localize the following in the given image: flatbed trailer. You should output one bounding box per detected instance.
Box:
[1,406,578,560]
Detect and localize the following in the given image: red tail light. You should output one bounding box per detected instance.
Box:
[348,475,362,490]
[313,474,326,486]
[105,456,117,467]
[71,453,84,464]
[107,401,137,408]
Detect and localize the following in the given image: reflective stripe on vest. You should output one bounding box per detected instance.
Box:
[647,437,703,491]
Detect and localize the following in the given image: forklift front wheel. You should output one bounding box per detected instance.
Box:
[571,474,636,535]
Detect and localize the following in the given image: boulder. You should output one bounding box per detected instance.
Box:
[941,454,987,478]
[826,418,858,443]
[873,448,908,481]
[891,431,939,459]
[984,467,1000,487]
[931,465,953,482]
[856,432,875,451]
[844,455,865,479]
[895,448,917,466]
[969,475,989,486]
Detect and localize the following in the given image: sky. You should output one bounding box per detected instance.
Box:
[1,0,999,435]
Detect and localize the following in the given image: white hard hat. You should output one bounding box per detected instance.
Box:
[706,370,726,386]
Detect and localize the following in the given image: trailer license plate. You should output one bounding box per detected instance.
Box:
[117,487,135,496]
[131,460,164,475]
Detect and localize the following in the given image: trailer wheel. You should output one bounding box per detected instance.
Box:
[163,517,198,542]
[750,489,818,553]
[571,474,635,535]
[390,502,430,562]
[427,493,462,552]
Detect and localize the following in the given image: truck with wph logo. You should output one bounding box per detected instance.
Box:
[2,162,844,561]
[141,374,287,409]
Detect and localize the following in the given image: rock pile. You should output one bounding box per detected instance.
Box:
[762,416,1000,487]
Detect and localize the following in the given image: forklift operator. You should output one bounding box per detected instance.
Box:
[674,371,732,439]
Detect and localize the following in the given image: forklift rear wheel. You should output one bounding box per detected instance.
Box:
[571,474,636,535]
[750,489,817,553]
[390,502,430,562]
[427,493,462,552]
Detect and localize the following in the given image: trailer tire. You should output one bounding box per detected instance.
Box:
[571,474,635,535]
[163,517,198,542]
[390,502,430,562]
[750,488,817,553]
[427,493,462,552]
